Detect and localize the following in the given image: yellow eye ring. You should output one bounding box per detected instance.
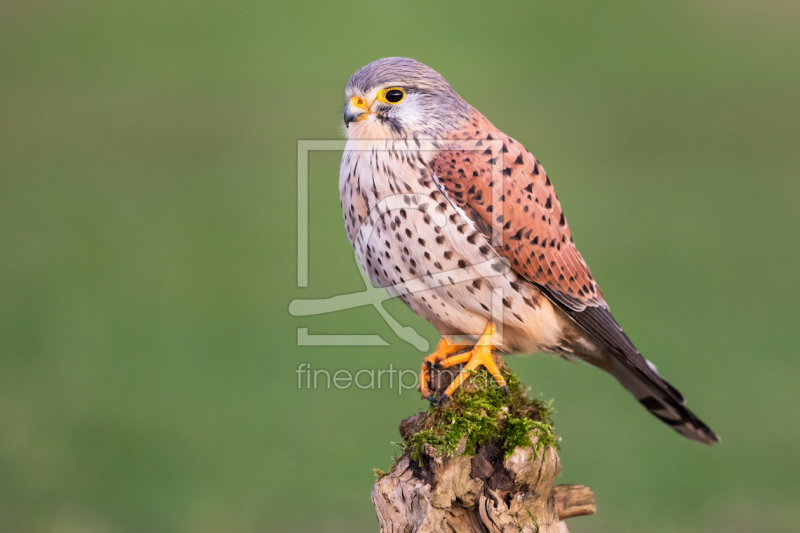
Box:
[377,87,405,104]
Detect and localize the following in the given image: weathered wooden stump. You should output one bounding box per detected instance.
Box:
[372,355,595,533]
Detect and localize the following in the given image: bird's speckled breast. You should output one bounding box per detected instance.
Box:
[339,138,564,353]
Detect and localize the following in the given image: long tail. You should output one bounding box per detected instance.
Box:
[535,284,720,444]
[608,357,720,445]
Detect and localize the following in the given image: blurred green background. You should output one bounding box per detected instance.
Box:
[1,1,799,532]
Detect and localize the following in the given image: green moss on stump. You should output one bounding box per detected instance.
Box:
[405,367,557,465]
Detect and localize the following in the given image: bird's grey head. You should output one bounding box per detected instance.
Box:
[343,57,471,140]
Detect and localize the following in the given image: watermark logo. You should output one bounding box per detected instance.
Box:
[295,362,507,395]
[289,139,508,351]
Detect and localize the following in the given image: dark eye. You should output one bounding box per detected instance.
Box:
[385,90,404,102]
[383,88,405,103]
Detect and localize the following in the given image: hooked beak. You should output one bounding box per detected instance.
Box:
[344,96,369,128]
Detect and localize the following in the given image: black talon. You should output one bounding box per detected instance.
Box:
[425,395,436,404]
[433,362,443,370]
[502,385,509,397]
[437,394,451,407]
[424,360,435,369]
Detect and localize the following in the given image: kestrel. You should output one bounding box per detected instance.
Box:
[339,57,719,444]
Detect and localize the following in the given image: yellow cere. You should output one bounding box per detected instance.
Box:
[351,96,368,109]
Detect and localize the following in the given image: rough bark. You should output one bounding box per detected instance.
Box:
[371,357,595,533]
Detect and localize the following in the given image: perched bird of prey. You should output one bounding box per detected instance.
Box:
[339,57,719,444]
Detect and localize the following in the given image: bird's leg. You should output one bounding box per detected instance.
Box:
[436,322,508,403]
[419,336,470,402]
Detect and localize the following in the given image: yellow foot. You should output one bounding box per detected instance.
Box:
[435,323,508,405]
[418,336,470,401]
